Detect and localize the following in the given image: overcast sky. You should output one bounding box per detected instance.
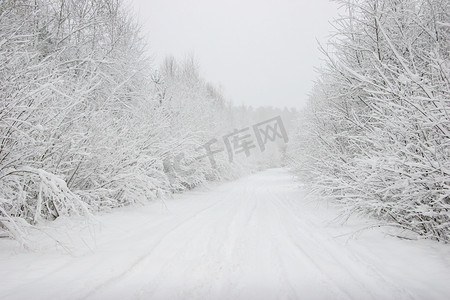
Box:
[126,0,340,109]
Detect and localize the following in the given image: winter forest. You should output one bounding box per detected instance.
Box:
[1,0,449,299]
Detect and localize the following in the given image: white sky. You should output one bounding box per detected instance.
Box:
[126,0,340,109]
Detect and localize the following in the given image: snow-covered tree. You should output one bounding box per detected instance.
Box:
[289,0,450,241]
[0,0,252,246]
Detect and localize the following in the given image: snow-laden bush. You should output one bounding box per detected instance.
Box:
[289,0,450,241]
[0,0,247,245]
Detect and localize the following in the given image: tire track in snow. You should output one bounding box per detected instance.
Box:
[272,186,416,300]
[79,183,244,300]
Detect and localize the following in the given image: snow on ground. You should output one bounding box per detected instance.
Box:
[1,168,449,299]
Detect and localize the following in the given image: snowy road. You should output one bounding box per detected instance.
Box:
[1,169,449,299]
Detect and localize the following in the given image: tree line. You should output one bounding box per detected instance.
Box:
[289,0,449,241]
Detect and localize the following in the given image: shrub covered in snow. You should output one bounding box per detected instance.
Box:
[0,0,251,245]
[289,0,450,241]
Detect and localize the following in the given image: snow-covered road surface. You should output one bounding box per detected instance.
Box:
[1,168,449,299]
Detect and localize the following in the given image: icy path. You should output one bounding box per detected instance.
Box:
[1,169,450,299]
